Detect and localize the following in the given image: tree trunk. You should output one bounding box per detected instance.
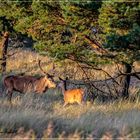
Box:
[1,32,9,75]
[121,62,132,99]
[0,32,9,94]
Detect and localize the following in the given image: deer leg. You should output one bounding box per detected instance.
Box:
[63,102,68,107]
[77,100,83,106]
[2,88,7,98]
[7,89,13,103]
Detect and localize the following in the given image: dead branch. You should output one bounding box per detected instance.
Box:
[118,71,140,76]
[131,66,140,80]
[104,75,112,96]
[76,61,110,95]
[68,57,120,85]
[84,35,109,54]
[0,51,18,61]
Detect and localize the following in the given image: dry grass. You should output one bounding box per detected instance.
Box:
[0,90,140,139]
[0,48,140,139]
[6,48,49,75]
[4,48,124,79]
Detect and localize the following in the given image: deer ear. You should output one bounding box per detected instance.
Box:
[66,77,69,80]
[47,73,54,79]
[59,77,64,81]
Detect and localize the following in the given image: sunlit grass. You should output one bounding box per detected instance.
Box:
[0,90,140,139]
[0,48,140,138]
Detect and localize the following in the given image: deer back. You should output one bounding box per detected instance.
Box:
[64,88,85,104]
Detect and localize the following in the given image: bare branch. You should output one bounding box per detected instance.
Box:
[119,71,140,76]
[68,57,120,85]
[75,61,110,95]
[133,74,140,80]
[131,66,140,80]
[84,35,109,54]
[104,75,112,96]
[0,51,18,61]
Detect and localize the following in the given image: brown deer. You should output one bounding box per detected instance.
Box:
[58,77,86,107]
[3,60,56,102]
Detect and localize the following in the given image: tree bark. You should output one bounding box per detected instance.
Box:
[121,62,132,99]
[1,31,9,75]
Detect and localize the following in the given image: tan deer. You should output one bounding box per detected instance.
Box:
[58,77,86,107]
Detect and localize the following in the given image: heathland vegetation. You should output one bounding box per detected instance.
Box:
[0,0,140,139]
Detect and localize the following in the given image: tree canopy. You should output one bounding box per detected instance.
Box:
[98,0,140,64]
[0,0,140,98]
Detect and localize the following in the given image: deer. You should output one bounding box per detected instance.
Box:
[58,77,87,107]
[3,60,56,102]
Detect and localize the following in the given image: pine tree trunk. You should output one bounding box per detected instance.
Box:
[0,32,9,94]
[121,63,132,99]
[1,32,9,75]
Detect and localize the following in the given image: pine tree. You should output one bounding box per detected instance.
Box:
[98,0,140,98]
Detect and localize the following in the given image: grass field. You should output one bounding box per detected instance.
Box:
[0,48,140,139]
[0,89,140,139]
